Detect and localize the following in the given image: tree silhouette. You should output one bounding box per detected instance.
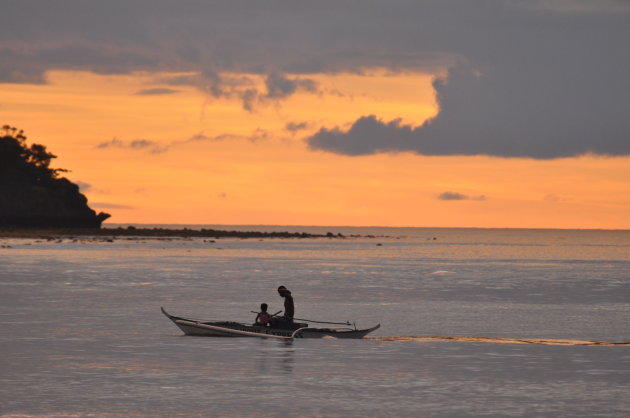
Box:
[0,125,110,228]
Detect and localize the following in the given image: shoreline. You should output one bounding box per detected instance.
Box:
[0,226,348,239]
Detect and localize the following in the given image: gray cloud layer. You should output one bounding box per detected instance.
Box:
[3,1,630,158]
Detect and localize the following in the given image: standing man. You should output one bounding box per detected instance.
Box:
[277,285,294,322]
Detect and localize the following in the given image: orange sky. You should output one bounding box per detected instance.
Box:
[2,69,629,229]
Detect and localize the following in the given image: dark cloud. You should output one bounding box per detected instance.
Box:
[285,121,310,133]
[264,73,318,99]
[161,71,318,111]
[173,72,255,100]
[96,138,168,154]
[307,60,630,158]
[438,192,487,201]
[0,68,46,84]
[4,1,628,79]
[4,1,630,157]
[0,42,161,83]
[308,115,412,156]
[134,88,179,95]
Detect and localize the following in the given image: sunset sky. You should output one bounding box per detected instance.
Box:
[2,1,629,229]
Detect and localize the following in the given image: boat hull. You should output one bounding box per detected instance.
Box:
[161,307,379,339]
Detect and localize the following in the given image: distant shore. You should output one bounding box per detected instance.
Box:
[0,226,349,239]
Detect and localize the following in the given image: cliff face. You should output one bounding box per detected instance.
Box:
[0,127,110,228]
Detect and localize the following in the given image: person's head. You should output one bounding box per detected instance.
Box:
[277,285,290,297]
[260,303,268,312]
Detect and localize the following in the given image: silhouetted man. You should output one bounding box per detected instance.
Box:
[277,285,294,321]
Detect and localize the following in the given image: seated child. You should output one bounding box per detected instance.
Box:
[254,303,271,326]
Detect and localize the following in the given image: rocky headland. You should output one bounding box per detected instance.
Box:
[0,126,110,228]
[0,126,357,240]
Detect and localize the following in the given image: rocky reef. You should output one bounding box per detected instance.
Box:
[0,126,110,228]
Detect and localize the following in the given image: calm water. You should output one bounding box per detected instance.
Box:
[1,227,630,417]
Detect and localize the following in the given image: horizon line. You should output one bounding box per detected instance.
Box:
[103,222,630,232]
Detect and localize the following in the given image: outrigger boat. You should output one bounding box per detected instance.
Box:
[161,307,380,339]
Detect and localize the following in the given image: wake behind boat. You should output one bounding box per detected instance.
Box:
[161,307,380,339]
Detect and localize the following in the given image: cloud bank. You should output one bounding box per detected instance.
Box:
[306,62,630,158]
[3,0,630,158]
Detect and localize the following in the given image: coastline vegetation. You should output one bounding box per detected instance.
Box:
[0,125,110,228]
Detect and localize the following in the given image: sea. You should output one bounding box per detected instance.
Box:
[1,226,630,417]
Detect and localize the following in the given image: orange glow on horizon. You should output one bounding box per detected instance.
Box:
[2,70,629,230]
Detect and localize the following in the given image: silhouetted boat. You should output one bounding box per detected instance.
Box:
[161,307,380,339]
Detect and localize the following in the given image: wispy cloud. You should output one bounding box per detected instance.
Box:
[186,132,237,142]
[95,129,272,156]
[285,121,310,133]
[185,128,270,143]
[90,202,134,209]
[544,193,572,203]
[438,192,487,201]
[75,181,92,192]
[96,138,169,154]
[134,88,180,95]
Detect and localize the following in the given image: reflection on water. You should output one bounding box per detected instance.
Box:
[254,340,296,374]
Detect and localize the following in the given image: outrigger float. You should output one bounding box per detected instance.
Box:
[161,307,380,340]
